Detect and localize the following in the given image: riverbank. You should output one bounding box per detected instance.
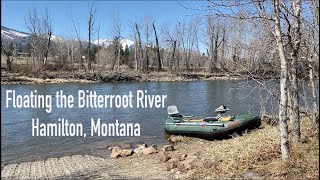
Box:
[2,117,318,179]
[1,70,247,85]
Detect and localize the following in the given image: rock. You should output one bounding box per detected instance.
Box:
[175,171,181,175]
[134,146,146,154]
[159,151,171,162]
[168,136,184,143]
[111,146,121,153]
[162,145,174,152]
[177,155,197,171]
[110,146,122,158]
[121,149,133,157]
[143,147,158,154]
[137,144,147,148]
[150,144,158,150]
[110,151,121,158]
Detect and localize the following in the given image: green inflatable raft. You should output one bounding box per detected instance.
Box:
[164,105,261,140]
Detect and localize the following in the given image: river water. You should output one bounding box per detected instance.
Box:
[0,80,285,164]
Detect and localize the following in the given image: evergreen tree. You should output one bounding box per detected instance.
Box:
[124,44,130,57]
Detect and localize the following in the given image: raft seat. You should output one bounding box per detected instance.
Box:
[218,116,232,122]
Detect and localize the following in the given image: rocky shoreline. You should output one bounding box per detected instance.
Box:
[1,71,246,85]
[1,122,319,180]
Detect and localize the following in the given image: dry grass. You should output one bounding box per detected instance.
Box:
[182,118,319,179]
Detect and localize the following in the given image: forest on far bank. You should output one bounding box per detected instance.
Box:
[1,1,317,80]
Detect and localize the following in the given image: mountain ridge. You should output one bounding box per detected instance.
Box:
[1,26,134,50]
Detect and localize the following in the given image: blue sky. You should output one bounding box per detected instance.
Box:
[2,1,206,41]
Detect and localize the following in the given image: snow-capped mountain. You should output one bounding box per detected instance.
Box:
[1,26,63,48]
[121,39,134,48]
[93,39,112,47]
[51,35,63,42]
[93,38,134,49]
[1,26,30,47]
[1,26,134,51]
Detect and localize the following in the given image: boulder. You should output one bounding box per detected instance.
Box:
[108,146,114,151]
[111,146,121,153]
[159,151,171,162]
[137,144,147,148]
[121,149,133,157]
[110,151,121,158]
[143,146,158,154]
[110,146,122,158]
[168,136,184,143]
[150,144,158,150]
[162,145,174,152]
[134,146,146,154]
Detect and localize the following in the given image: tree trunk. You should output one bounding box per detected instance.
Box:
[153,22,162,72]
[134,41,138,71]
[274,0,289,160]
[214,31,219,69]
[290,55,300,143]
[44,34,51,68]
[111,38,117,71]
[291,0,302,143]
[117,39,121,71]
[135,23,144,72]
[170,40,177,73]
[309,52,319,136]
[221,28,226,69]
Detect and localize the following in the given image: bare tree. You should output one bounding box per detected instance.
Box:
[153,21,162,72]
[97,20,100,66]
[43,7,52,67]
[134,22,144,72]
[70,12,84,69]
[112,10,121,71]
[87,2,96,70]
[25,8,43,66]
[163,23,179,73]
[144,17,152,71]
